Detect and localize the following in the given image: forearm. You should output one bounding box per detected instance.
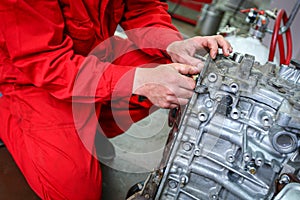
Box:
[120,0,183,57]
[0,0,135,103]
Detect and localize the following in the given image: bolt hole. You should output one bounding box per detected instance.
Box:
[198,112,208,122]
[277,134,293,148]
[210,74,216,79]
[208,73,218,82]
[231,110,240,119]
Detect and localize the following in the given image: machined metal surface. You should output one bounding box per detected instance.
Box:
[274,183,300,200]
[129,53,300,200]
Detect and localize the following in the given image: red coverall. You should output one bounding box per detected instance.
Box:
[0,0,182,199]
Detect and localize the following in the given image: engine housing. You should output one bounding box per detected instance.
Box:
[129,53,300,200]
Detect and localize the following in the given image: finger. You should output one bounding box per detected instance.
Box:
[204,37,219,59]
[191,36,218,59]
[186,56,205,70]
[214,35,233,56]
[166,74,196,91]
[170,53,204,70]
[170,103,179,109]
[172,63,200,75]
[166,95,190,105]
[196,61,205,70]
[178,55,205,69]
[147,77,194,97]
[177,98,190,105]
[179,76,196,90]
[170,86,194,98]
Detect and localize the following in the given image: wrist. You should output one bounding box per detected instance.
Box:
[166,41,177,55]
[132,68,147,96]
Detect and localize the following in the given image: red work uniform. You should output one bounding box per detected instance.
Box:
[0,0,182,199]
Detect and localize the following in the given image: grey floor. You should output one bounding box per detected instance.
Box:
[101,20,196,200]
[101,109,171,200]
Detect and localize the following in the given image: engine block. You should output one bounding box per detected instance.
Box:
[129,53,300,200]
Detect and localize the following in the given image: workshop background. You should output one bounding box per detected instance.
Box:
[0,0,299,199]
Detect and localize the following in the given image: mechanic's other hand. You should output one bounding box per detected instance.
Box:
[166,35,232,69]
[133,63,200,109]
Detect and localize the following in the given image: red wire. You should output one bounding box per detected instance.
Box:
[268,9,293,65]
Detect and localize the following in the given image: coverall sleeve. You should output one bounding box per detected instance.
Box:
[0,1,135,102]
[120,0,183,56]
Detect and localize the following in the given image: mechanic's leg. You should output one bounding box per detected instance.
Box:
[0,85,101,200]
[98,37,172,138]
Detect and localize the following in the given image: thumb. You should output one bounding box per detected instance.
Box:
[172,63,200,75]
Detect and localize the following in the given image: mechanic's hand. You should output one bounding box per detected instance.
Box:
[166,35,233,69]
[133,63,200,109]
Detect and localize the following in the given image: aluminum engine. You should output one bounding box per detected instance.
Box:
[128,53,300,200]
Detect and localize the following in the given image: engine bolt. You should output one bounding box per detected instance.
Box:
[249,167,256,175]
[168,180,178,189]
[181,177,186,184]
[180,175,189,187]
[205,99,213,108]
[183,142,192,151]
[246,162,257,175]
[194,149,201,156]
[279,174,290,184]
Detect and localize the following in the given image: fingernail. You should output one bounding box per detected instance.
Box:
[212,53,216,59]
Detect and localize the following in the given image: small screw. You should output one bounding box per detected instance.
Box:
[183,142,192,151]
[205,99,213,108]
[168,180,178,189]
[249,167,256,175]
[194,149,201,156]
[246,162,257,175]
[180,175,189,187]
[279,174,290,184]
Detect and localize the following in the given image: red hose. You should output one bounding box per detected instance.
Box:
[277,10,293,65]
[268,9,293,65]
[284,19,292,65]
[277,34,285,63]
[268,9,283,63]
